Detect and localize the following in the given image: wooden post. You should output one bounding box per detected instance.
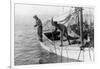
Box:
[77,9,80,26]
[77,7,84,60]
[79,7,83,46]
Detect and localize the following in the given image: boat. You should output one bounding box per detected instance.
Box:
[39,8,94,62]
[39,30,94,62]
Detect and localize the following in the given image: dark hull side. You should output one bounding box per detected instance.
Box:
[44,31,60,41]
[44,31,79,41]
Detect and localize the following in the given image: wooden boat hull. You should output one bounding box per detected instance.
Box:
[39,31,94,62]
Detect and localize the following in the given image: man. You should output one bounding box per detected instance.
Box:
[51,18,71,46]
[33,15,43,42]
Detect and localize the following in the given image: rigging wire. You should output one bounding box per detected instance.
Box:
[51,24,58,62]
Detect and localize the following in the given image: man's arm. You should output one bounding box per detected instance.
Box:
[34,19,42,27]
[53,27,57,32]
[34,24,37,27]
[34,20,39,27]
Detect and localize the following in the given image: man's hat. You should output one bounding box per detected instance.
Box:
[53,21,58,25]
[33,15,37,18]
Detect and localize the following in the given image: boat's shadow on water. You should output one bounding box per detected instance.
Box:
[39,50,82,64]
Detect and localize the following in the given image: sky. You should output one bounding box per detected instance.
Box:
[15,4,71,24]
[15,4,71,16]
[15,4,94,24]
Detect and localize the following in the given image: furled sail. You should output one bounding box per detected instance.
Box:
[43,9,80,37]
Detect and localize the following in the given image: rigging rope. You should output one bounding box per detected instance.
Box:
[52,32,58,62]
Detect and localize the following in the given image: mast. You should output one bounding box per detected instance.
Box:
[79,7,84,46]
[75,7,83,46]
[77,7,84,60]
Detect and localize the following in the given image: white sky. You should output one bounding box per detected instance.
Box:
[15,4,71,16]
[15,4,94,24]
[15,4,71,24]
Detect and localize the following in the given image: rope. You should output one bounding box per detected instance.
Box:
[89,48,92,61]
[51,30,58,62]
[60,29,64,62]
[61,47,63,62]
[65,47,69,61]
[62,9,79,25]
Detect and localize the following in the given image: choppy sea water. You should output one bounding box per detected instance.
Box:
[14,23,83,66]
[14,24,58,65]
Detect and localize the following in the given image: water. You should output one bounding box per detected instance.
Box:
[14,23,59,65]
[14,23,83,66]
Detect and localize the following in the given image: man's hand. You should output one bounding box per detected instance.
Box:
[53,28,57,32]
[34,24,37,27]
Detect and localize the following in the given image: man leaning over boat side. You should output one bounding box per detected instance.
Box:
[33,15,43,42]
[51,17,71,46]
